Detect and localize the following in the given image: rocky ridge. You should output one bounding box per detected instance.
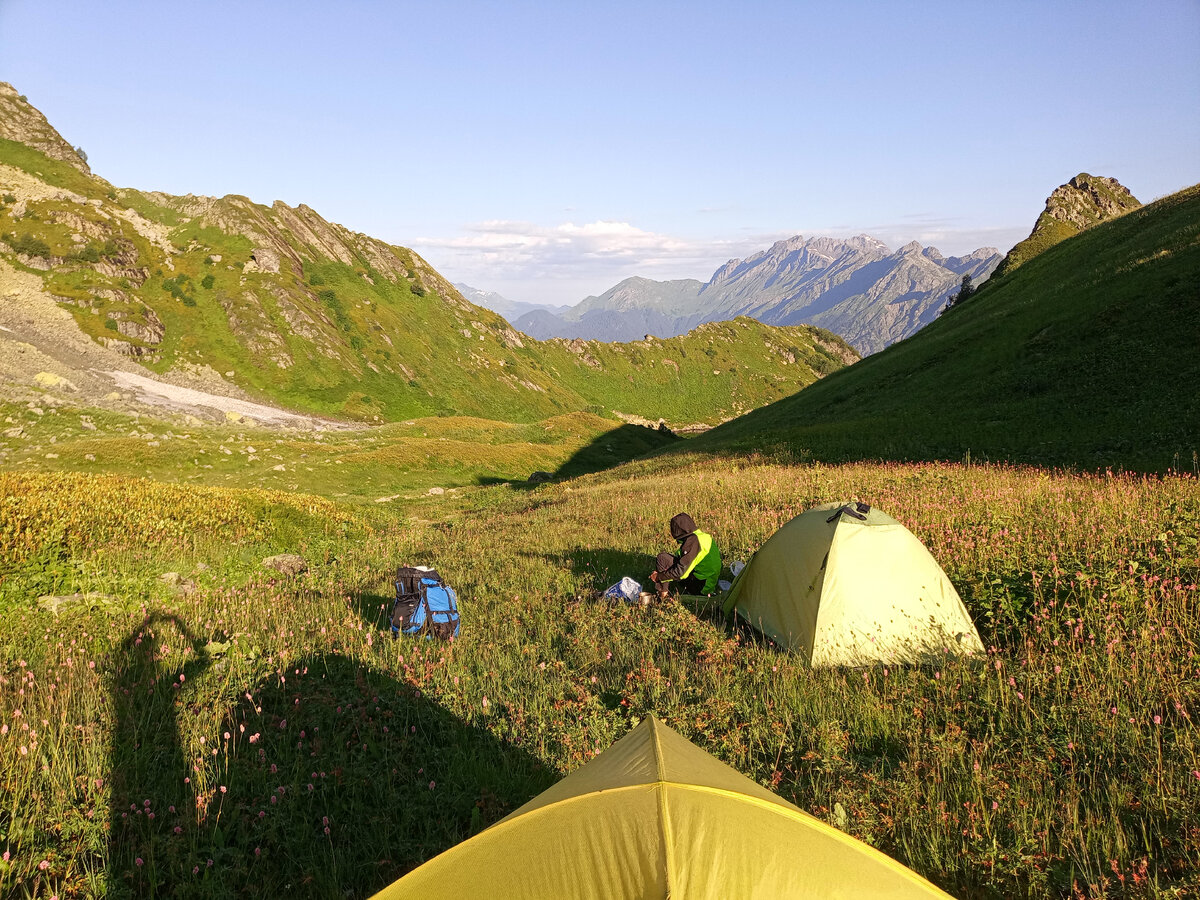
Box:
[515,234,1001,354]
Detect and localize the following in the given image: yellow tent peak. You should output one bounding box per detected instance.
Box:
[371,716,955,899]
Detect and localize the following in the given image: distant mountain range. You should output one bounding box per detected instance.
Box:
[511,236,1001,354]
[452,283,568,322]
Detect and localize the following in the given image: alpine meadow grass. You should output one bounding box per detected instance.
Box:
[1,457,1197,898]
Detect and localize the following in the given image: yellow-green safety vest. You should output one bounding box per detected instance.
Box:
[681,529,722,593]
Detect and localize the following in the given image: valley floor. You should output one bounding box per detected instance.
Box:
[1,455,1198,898]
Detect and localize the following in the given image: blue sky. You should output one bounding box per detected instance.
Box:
[2,1,1197,305]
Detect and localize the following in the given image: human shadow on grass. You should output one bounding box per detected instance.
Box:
[107,612,213,899]
[107,615,551,898]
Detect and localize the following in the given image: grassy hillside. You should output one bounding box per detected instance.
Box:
[688,184,1200,472]
[0,139,854,427]
[2,458,1197,897]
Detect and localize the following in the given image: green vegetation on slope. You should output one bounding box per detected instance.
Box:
[689,183,1200,472]
[0,140,855,427]
[2,460,1197,897]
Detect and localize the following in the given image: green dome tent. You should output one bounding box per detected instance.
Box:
[722,501,985,667]
[371,716,952,899]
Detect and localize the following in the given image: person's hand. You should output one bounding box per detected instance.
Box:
[650,571,658,582]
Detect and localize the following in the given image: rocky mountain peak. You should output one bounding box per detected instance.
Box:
[993,173,1141,278]
[0,83,92,175]
[1047,173,1140,229]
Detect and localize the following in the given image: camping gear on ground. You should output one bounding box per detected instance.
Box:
[392,565,460,640]
[369,715,952,899]
[723,501,984,667]
[602,576,643,603]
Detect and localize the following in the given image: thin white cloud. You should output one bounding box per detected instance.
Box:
[411,218,1022,306]
[412,219,766,286]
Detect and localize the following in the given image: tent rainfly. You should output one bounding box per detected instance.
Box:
[722,501,985,667]
[370,716,953,899]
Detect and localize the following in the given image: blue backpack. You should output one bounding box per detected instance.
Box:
[392,566,460,640]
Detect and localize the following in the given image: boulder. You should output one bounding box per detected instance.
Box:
[250,247,281,274]
[527,471,553,484]
[262,553,308,577]
[160,571,198,594]
[34,371,78,392]
[37,592,117,615]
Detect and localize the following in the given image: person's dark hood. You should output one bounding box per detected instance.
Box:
[670,513,697,541]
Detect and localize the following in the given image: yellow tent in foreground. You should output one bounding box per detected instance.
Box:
[372,716,953,899]
[723,502,985,667]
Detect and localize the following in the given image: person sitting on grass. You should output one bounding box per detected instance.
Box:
[650,512,722,599]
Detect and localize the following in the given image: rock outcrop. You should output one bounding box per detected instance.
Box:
[992,174,1141,279]
[0,83,92,175]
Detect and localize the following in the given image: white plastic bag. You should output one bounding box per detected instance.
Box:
[602,576,642,602]
[729,560,746,577]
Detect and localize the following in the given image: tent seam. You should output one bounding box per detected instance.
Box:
[650,720,676,897]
